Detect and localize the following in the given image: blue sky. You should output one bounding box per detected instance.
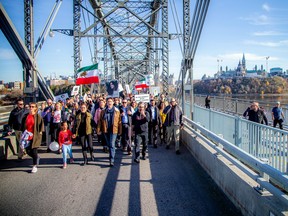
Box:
[0,0,288,83]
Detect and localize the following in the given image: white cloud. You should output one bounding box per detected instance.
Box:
[252,31,284,36]
[240,14,270,25]
[262,3,271,12]
[244,40,288,47]
[0,48,17,60]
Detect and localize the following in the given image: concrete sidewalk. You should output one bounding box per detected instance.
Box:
[0,142,241,216]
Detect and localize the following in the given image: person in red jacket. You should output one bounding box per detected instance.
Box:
[58,121,74,169]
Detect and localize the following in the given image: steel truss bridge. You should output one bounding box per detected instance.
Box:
[0,0,210,114]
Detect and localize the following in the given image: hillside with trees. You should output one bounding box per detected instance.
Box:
[194,76,288,94]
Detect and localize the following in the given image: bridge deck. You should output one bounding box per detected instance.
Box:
[0,142,241,216]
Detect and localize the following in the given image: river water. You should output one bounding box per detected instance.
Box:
[228,94,288,106]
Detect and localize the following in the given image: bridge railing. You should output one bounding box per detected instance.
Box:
[193,104,288,174]
[194,94,288,124]
[183,116,288,204]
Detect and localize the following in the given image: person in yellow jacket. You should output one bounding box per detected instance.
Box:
[158,101,167,145]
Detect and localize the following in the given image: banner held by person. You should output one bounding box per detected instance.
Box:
[106,80,119,98]
[76,63,100,85]
[54,93,69,103]
[135,94,150,103]
[71,86,80,96]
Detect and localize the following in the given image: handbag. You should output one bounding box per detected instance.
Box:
[20,130,33,149]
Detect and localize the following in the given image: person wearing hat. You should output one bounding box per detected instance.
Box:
[271,101,285,129]
[146,98,161,148]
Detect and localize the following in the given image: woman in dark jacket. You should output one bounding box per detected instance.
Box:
[21,102,44,173]
[205,95,211,109]
[72,103,94,165]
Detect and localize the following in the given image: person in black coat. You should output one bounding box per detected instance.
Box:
[119,99,133,154]
[146,98,161,148]
[205,95,211,109]
[8,98,28,159]
[247,102,268,125]
[132,102,150,163]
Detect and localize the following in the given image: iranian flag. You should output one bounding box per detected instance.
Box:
[76,63,100,85]
[135,78,149,89]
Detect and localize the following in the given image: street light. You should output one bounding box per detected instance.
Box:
[266,56,270,73]
[49,29,74,37]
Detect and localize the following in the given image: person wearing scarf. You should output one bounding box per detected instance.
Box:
[97,97,122,167]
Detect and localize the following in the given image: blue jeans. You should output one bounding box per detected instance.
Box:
[104,133,117,162]
[62,144,73,164]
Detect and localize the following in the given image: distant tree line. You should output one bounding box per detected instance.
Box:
[194,76,288,94]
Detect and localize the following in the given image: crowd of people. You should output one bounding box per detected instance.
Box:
[8,93,184,173]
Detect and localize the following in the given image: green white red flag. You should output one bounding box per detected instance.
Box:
[76,63,100,85]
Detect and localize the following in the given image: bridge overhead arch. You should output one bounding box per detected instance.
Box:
[80,0,167,91]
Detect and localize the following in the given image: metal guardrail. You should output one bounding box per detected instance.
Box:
[193,104,288,173]
[183,116,288,204]
[194,94,288,126]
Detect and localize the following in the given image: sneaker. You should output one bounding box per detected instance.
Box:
[134,158,140,163]
[31,166,38,173]
[110,162,114,167]
[141,155,146,160]
[127,151,132,155]
[70,158,74,164]
[63,163,67,169]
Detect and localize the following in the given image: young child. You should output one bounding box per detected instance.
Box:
[58,121,74,169]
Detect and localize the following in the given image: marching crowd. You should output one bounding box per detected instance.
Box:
[8,93,183,173]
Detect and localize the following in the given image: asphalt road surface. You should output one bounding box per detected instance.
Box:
[0,140,241,216]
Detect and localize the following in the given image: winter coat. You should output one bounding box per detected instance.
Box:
[8,107,28,131]
[21,113,45,149]
[163,105,183,127]
[74,112,93,136]
[97,107,122,135]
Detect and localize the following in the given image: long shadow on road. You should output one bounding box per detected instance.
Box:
[148,144,242,216]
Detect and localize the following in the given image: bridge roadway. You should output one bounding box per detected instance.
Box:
[0,141,241,216]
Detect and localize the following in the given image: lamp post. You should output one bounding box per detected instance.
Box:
[266,56,270,73]
[49,29,74,37]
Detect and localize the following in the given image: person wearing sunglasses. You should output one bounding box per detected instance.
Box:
[8,98,29,159]
[21,103,44,173]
